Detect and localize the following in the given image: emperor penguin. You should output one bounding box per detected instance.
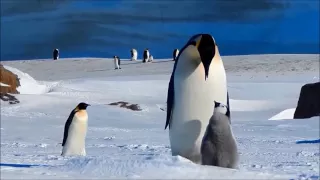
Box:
[61,102,90,156]
[165,34,230,164]
[53,48,59,60]
[113,56,121,70]
[143,48,150,63]
[173,49,179,61]
[131,49,138,61]
[201,101,238,169]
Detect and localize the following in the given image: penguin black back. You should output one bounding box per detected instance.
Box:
[143,49,149,62]
[53,49,59,60]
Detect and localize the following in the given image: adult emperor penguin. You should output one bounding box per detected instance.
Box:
[61,102,90,156]
[165,33,230,164]
[131,49,138,61]
[201,101,238,169]
[53,48,59,60]
[173,49,179,61]
[113,56,121,70]
[143,48,150,63]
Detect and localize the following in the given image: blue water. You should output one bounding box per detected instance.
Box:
[296,139,320,144]
[0,163,49,168]
[1,0,319,61]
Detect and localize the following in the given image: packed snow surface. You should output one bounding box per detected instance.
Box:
[1,54,319,179]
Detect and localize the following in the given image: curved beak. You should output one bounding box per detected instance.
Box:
[194,34,216,80]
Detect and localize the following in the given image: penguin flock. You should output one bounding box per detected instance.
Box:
[53,47,176,69]
[60,33,238,170]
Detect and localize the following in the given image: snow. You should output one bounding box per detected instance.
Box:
[1,54,320,179]
[269,108,296,120]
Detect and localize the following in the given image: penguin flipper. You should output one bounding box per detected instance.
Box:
[62,111,75,146]
[226,91,231,122]
[165,74,174,129]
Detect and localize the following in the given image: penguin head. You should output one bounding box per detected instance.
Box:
[214,101,229,116]
[179,34,216,80]
[75,102,90,112]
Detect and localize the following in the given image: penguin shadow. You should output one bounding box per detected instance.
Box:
[119,61,142,66]
[150,60,174,64]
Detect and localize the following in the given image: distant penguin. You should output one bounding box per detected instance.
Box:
[201,101,238,169]
[143,49,150,63]
[114,56,121,70]
[53,48,59,60]
[61,102,90,156]
[165,34,230,164]
[131,49,138,61]
[173,49,179,61]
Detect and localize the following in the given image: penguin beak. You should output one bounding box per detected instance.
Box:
[194,35,216,80]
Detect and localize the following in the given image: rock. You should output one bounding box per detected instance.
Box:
[0,93,20,104]
[0,64,21,94]
[108,101,142,111]
[293,82,320,119]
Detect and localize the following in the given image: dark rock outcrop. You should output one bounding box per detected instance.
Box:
[108,101,142,111]
[294,82,320,119]
[0,93,20,104]
[0,64,20,105]
[0,64,21,94]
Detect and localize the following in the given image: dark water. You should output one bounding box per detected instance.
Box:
[1,0,319,61]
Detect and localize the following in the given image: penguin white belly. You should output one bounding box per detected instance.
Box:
[62,120,87,156]
[132,52,137,61]
[114,59,119,69]
[170,60,227,163]
[145,51,150,62]
[175,51,179,59]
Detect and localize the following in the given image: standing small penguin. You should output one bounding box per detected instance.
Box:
[143,48,150,63]
[114,56,121,70]
[173,49,179,61]
[201,101,238,169]
[53,48,59,60]
[131,49,138,61]
[61,102,90,156]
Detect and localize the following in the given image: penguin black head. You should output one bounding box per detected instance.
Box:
[75,102,90,111]
[185,34,216,80]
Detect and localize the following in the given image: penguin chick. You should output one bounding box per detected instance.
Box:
[201,101,238,169]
